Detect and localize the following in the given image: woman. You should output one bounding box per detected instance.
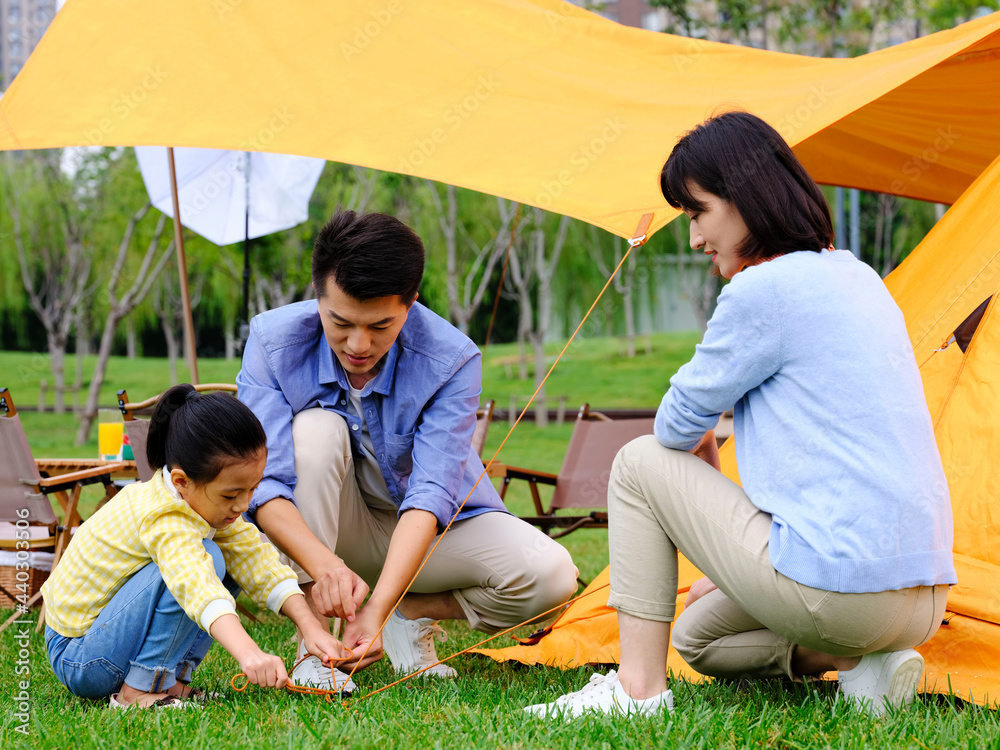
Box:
[526,111,955,719]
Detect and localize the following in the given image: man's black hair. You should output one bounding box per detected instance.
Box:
[312,210,424,302]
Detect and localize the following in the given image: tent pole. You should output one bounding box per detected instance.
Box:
[242,152,251,348]
[167,147,200,385]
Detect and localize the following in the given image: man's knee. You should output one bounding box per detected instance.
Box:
[203,539,226,580]
[292,408,351,475]
[526,541,579,610]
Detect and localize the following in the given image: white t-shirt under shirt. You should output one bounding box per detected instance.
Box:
[348,384,396,512]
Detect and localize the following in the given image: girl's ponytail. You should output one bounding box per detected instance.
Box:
[146,384,266,484]
[146,384,196,472]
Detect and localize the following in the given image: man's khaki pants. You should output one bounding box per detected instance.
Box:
[608,436,948,680]
[284,408,579,634]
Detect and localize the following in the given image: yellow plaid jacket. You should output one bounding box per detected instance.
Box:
[41,469,300,638]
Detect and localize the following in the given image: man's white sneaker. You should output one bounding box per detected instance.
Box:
[838,649,924,716]
[381,611,457,678]
[523,670,674,719]
[290,654,357,696]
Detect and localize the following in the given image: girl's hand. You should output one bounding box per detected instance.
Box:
[302,628,354,667]
[211,612,288,688]
[239,649,289,689]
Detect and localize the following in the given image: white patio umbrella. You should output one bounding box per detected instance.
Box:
[135,147,325,380]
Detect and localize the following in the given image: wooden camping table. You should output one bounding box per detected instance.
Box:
[35,458,138,480]
[34,459,139,523]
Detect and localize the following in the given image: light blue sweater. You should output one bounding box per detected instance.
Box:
[655,249,957,593]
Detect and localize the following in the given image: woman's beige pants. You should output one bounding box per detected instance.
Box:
[607,436,947,680]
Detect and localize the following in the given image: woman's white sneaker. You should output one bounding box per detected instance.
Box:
[523,671,674,719]
[837,649,924,715]
[381,611,458,678]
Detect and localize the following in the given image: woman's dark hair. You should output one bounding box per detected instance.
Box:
[146,384,267,484]
[660,111,833,263]
[312,209,424,303]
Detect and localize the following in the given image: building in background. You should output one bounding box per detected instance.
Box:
[1,0,57,88]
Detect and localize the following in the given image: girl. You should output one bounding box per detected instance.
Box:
[42,384,351,708]
[526,111,955,718]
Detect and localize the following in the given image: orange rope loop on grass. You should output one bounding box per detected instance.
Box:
[229,582,614,705]
[342,213,655,690]
[231,655,356,703]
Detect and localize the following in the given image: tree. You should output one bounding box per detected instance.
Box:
[151,256,205,384]
[76,205,175,444]
[3,151,94,413]
[425,182,518,335]
[586,225,642,357]
[505,208,570,427]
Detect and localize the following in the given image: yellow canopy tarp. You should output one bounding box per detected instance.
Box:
[477,153,1000,707]
[1,1,999,238]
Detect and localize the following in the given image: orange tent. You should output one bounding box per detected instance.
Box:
[1,1,999,238]
[476,152,1000,707]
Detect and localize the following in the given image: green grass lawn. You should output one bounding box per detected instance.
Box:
[2,339,998,747]
[3,604,996,749]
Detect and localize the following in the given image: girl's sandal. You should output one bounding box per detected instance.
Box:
[184,687,222,704]
[176,681,222,703]
[109,693,201,710]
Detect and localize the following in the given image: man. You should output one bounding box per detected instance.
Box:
[237,209,578,692]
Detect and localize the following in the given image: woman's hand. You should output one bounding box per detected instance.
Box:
[690,429,720,471]
[685,576,719,607]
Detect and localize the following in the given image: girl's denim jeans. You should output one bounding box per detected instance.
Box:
[46,539,240,698]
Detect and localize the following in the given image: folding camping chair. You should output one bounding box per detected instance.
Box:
[488,404,655,540]
[0,387,128,633]
[472,400,495,458]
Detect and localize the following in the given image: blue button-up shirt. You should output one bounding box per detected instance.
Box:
[237,300,507,530]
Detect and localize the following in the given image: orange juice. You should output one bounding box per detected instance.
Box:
[98,422,124,460]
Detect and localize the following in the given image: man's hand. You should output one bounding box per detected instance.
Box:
[256,498,367,619]
[334,509,438,671]
[685,576,719,608]
[311,564,370,622]
[300,625,354,667]
[339,606,386,671]
[690,429,720,471]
